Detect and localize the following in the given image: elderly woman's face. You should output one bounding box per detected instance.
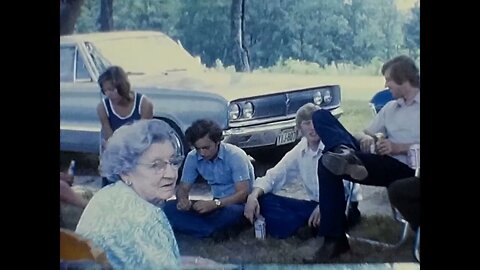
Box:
[126,141,179,203]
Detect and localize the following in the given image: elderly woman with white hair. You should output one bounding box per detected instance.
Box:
[75,119,213,269]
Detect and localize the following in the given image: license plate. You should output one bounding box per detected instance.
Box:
[276,129,296,146]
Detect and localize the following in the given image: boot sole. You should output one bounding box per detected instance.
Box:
[322,153,368,180]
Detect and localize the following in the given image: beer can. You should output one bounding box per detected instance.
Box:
[408,144,420,169]
[68,160,76,176]
[370,132,385,154]
[374,132,385,141]
[254,216,266,239]
[370,143,376,154]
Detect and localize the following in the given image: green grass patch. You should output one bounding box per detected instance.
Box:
[339,99,376,134]
[174,215,416,264]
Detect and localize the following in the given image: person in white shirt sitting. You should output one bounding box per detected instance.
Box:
[243,103,362,239]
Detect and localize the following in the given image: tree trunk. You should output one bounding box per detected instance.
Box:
[60,0,86,36]
[98,0,114,32]
[230,0,250,72]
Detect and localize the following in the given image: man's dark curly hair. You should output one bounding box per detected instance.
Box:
[185,119,223,147]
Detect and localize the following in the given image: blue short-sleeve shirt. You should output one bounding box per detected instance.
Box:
[181,142,254,198]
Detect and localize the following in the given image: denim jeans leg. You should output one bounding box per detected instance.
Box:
[259,193,317,238]
[312,109,360,152]
[317,161,347,238]
[163,200,217,238]
[163,200,247,238]
[205,204,246,234]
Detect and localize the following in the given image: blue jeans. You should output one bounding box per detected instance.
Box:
[259,193,318,239]
[163,200,246,238]
[312,109,415,238]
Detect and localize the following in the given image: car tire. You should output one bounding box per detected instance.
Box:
[156,118,188,181]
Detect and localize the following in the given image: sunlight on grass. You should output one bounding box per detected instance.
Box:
[340,99,376,134]
[396,0,419,11]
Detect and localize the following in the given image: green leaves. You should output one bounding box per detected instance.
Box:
[74,0,419,71]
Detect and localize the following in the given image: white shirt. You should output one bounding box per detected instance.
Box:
[365,92,420,165]
[254,137,323,202]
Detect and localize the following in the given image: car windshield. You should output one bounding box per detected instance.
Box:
[93,34,204,75]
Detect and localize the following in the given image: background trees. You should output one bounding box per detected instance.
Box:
[64,0,420,71]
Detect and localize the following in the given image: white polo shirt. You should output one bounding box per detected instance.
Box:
[365,92,420,165]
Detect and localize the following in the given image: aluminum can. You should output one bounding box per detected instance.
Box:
[374,132,385,141]
[408,144,420,169]
[370,133,385,154]
[254,217,266,239]
[68,160,76,176]
[369,143,376,154]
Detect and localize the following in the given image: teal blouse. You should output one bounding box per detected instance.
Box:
[75,181,180,269]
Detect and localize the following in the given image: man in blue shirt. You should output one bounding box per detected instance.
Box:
[164,119,254,239]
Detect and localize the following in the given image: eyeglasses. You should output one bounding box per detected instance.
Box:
[137,156,184,174]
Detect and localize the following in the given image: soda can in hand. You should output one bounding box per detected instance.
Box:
[370,132,385,154]
[68,160,76,176]
[254,216,266,240]
[408,144,420,169]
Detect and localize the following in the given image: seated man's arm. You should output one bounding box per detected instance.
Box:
[355,102,391,152]
[252,144,299,197]
[244,187,265,224]
[176,153,197,211]
[192,181,249,214]
[244,145,300,222]
[382,141,412,156]
[176,182,193,211]
[219,180,250,206]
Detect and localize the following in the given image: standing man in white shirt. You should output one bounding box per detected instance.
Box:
[243,103,362,239]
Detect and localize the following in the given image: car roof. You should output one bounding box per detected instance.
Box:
[60,31,169,43]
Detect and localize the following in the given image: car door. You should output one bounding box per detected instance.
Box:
[60,42,103,153]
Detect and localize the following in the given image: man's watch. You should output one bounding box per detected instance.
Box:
[213,199,222,208]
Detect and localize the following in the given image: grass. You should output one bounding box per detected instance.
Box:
[339,99,376,134]
[174,215,417,264]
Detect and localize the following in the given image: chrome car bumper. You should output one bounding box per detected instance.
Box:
[223,106,343,149]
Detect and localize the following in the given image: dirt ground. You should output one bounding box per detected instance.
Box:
[60,152,419,266]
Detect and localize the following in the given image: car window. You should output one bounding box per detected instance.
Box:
[61,45,91,82]
[85,42,110,75]
[75,50,91,81]
[60,46,75,82]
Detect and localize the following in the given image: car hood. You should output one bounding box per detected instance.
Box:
[130,70,336,101]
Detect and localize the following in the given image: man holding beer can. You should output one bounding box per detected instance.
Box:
[309,55,420,261]
[244,103,363,239]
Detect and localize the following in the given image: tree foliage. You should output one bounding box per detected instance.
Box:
[60,0,86,35]
[230,0,250,72]
[403,2,420,59]
[98,0,114,32]
[74,0,420,70]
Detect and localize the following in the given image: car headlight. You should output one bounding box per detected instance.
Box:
[323,90,332,103]
[243,102,254,119]
[229,103,240,120]
[313,91,323,105]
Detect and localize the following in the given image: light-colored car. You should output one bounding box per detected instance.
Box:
[60,31,343,160]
